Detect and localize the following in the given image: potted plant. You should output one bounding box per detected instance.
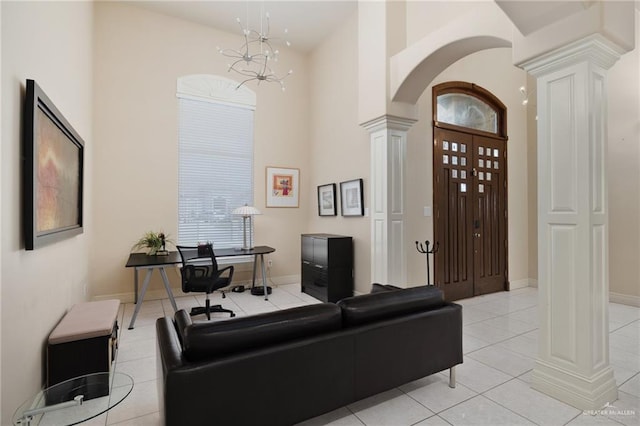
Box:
[132,231,172,255]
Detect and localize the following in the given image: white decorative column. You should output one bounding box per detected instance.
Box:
[362,115,416,286]
[522,35,624,410]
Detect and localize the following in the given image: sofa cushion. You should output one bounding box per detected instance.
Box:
[370,283,402,293]
[338,286,444,327]
[182,303,342,362]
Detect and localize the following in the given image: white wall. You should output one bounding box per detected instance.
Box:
[91,2,310,301]
[307,11,372,294]
[0,0,4,414]
[607,9,640,302]
[1,1,93,422]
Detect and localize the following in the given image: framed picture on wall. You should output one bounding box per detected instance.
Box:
[23,79,85,250]
[266,166,299,208]
[317,183,337,216]
[340,178,364,216]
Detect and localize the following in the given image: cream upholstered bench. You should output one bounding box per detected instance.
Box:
[47,300,120,398]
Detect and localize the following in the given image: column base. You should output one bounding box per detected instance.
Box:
[531,359,618,410]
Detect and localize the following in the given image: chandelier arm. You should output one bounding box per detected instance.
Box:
[235,68,260,78]
[236,77,257,89]
[228,58,249,71]
[265,13,271,39]
[220,49,249,62]
[218,11,291,90]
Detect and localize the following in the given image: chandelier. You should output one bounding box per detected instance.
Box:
[218,6,293,91]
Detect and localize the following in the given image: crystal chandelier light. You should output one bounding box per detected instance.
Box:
[218,5,293,91]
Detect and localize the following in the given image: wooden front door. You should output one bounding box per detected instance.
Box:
[433,82,508,301]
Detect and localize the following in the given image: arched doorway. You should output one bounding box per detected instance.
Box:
[432,81,508,301]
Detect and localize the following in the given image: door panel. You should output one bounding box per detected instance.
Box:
[434,129,507,301]
[434,128,474,300]
[473,136,506,295]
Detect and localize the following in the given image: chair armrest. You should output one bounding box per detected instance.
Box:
[217,265,234,281]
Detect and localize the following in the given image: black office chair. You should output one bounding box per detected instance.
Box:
[176,244,235,320]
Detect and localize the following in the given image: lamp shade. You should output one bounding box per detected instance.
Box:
[232,205,261,216]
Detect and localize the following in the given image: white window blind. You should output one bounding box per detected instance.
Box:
[178,97,254,248]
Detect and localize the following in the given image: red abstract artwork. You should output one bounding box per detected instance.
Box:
[36,109,80,233]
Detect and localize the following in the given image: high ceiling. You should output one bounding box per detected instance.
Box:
[127,0,358,53]
[128,0,639,53]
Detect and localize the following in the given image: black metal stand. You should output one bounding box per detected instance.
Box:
[415,240,439,286]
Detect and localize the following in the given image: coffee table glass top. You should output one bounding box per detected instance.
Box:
[13,372,133,426]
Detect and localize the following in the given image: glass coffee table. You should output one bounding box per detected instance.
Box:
[13,372,133,425]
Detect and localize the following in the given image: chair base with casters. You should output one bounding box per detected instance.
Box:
[190,296,235,320]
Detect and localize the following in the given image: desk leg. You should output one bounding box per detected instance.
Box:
[252,255,258,287]
[260,254,269,300]
[159,267,178,312]
[134,268,139,304]
[128,269,153,329]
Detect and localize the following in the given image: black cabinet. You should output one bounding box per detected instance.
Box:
[301,234,353,302]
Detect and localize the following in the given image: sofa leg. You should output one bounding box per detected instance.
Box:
[449,366,456,388]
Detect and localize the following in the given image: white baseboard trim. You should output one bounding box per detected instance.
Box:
[609,292,640,307]
[510,279,530,290]
[93,288,182,304]
[509,279,638,307]
[92,274,302,304]
[531,359,618,410]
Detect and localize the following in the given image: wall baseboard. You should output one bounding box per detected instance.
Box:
[93,274,303,304]
[609,291,640,307]
[512,278,638,308]
[510,279,530,290]
[93,275,639,308]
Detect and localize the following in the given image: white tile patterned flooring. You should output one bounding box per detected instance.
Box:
[92,285,639,426]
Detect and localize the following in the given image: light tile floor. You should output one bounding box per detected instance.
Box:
[95,285,639,426]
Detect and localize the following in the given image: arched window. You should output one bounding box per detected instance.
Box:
[434,81,506,138]
[177,75,256,247]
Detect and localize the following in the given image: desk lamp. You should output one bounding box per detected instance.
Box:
[232,204,261,250]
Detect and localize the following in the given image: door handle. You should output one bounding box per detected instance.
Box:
[474,233,481,238]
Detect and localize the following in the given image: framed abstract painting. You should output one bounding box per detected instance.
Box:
[23,79,84,250]
[266,167,299,208]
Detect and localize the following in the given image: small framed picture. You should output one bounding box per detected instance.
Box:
[266,166,299,208]
[340,178,364,216]
[317,183,337,216]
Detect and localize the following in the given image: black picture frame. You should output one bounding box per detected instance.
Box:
[317,183,337,216]
[23,79,84,250]
[340,178,364,216]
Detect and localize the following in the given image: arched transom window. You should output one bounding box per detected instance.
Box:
[434,82,506,138]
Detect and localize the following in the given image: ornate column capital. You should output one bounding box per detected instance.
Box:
[361,114,417,133]
[520,34,626,77]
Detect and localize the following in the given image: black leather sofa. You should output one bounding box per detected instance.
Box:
[156,285,462,426]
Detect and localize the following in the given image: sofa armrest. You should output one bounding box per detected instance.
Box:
[156,317,185,373]
[351,302,463,400]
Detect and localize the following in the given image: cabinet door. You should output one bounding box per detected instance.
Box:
[302,262,328,301]
[312,237,328,266]
[301,236,314,261]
